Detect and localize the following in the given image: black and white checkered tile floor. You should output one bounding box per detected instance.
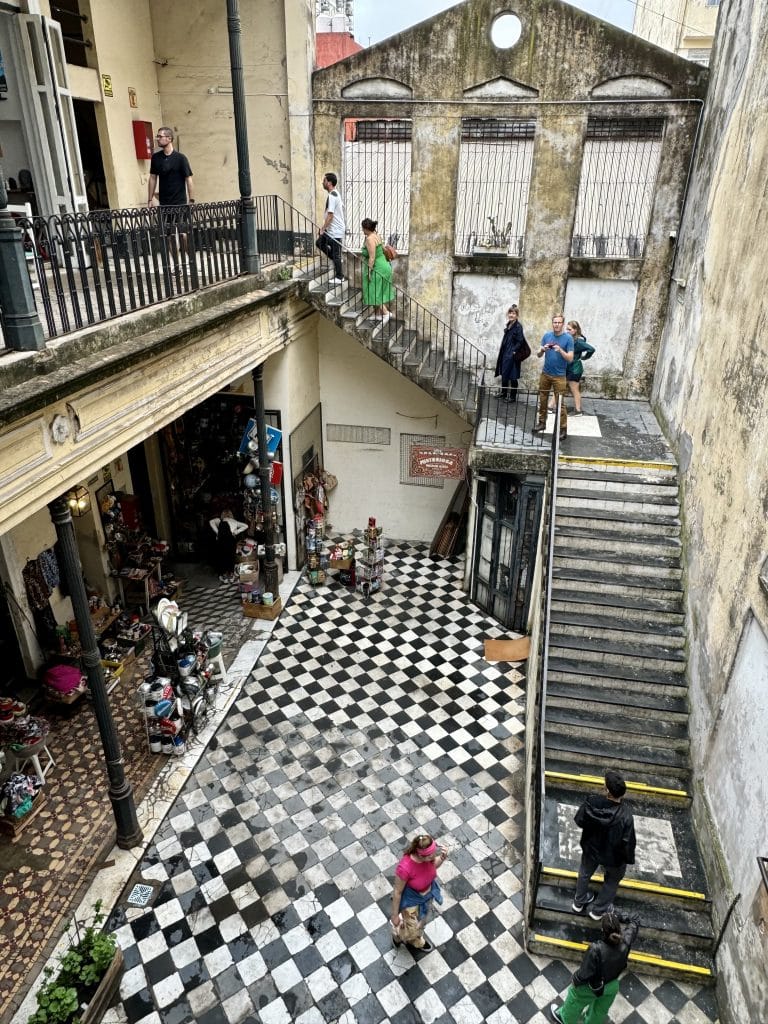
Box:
[108,544,719,1024]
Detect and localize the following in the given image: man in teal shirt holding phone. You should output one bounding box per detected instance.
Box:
[533,313,574,440]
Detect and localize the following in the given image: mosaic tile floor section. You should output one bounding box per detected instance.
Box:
[107,545,719,1024]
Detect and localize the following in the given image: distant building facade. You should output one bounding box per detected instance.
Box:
[633,0,720,65]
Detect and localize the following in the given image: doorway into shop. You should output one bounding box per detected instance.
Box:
[471,473,543,633]
[73,100,109,209]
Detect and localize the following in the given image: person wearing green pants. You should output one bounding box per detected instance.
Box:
[550,911,640,1023]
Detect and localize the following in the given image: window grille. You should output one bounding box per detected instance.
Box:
[687,47,711,65]
[400,434,446,488]
[326,423,391,445]
[343,118,412,254]
[455,118,535,257]
[571,117,664,259]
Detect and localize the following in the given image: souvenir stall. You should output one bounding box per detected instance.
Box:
[0,702,49,837]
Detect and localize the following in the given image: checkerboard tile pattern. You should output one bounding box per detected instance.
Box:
[107,544,719,1024]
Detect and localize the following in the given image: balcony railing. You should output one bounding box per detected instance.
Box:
[10,201,242,340]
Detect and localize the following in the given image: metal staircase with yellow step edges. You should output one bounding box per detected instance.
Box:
[531,458,716,984]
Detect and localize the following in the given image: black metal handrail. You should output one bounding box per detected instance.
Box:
[254,195,488,403]
[473,385,560,450]
[14,201,242,339]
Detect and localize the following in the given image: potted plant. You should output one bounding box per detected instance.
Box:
[472,216,514,256]
[27,901,124,1024]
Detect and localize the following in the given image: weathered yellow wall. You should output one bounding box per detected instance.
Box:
[313,0,707,397]
[652,1,768,1018]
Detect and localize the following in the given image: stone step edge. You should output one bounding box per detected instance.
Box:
[528,933,714,980]
[544,769,689,799]
[559,455,678,473]
[539,866,708,903]
[547,684,688,717]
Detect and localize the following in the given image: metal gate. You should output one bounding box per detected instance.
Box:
[471,474,543,632]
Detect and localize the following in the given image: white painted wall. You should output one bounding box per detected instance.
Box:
[563,278,638,379]
[317,320,470,541]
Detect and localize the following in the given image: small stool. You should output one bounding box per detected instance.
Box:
[207,648,228,686]
[13,741,56,785]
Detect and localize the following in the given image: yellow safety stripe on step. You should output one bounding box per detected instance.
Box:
[540,866,707,901]
[545,770,688,799]
[558,455,677,472]
[532,935,713,977]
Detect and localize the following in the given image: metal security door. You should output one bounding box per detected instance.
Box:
[472,474,543,632]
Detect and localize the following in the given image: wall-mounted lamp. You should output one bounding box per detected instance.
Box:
[66,485,91,517]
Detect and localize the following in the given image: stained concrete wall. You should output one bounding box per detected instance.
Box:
[651,0,768,1018]
[313,0,707,397]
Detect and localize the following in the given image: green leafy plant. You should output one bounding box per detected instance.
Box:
[28,902,118,1024]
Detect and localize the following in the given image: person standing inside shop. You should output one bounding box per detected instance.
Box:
[210,511,247,583]
[147,127,195,259]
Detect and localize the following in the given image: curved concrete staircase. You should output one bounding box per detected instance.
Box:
[529,458,716,985]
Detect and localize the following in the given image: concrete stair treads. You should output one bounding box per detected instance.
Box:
[538,868,710,912]
[553,544,683,573]
[549,589,685,622]
[557,485,681,509]
[547,632,687,667]
[545,754,691,795]
[557,468,681,493]
[548,653,687,689]
[541,786,709,892]
[548,609,686,642]
[544,730,690,772]
[552,564,684,595]
[528,924,714,984]
[554,524,682,556]
[387,327,417,355]
[534,885,714,948]
[402,336,431,367]
[546,680,689,719]
[545,705,690,748]
[555,507,682,534]
[418,346,444,381]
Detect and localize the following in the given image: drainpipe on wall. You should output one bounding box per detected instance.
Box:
[0,172,45,351]
[48,497,143,850]
[226,0,259,274]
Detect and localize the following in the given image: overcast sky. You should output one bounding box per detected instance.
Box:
[353,0,635,48]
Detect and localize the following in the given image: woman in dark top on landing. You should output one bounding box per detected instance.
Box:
[494,304,528,401]
[550,910,640,1023]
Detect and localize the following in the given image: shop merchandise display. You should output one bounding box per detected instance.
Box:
[357,517,384,599]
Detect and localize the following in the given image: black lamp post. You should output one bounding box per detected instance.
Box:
[226,0,259,273]
[48,497,143,849]
[0,170,45,351]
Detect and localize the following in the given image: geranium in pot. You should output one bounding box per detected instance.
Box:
[27,901,123,1024]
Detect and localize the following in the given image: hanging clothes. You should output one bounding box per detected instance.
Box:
[22,559,51,610]
[38,548,60,591]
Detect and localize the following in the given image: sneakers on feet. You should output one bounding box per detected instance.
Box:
[532,424,546,434]
[589,907,606,921]
[550,1004,565,1023]
[572,893,596,914]
[330,277,345,284]
[413,939,433,952]
[572,411,583,417]
[559,430,567,441]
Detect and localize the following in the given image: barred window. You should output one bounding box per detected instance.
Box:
[572,117,664,259]
[343,118,412,254]
[455,118,536,257]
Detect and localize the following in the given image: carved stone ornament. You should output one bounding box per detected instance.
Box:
[50,413,71,444]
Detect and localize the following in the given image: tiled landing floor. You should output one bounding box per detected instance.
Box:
[106,544,719,1024]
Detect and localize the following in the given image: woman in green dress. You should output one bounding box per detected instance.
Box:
[361,218,394,323]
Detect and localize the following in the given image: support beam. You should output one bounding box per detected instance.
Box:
[251,363,279,596]
[226,0,259,273]
[48,497,143,849]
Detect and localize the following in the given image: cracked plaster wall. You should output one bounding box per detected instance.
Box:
[313,0,706,395]
[651,1,768,1019]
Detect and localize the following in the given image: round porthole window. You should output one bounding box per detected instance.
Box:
[491,12,523,49]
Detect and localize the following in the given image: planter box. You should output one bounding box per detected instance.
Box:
[81,945,124,1024]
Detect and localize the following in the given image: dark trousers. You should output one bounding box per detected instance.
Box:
[316,233,343,278]
[574,852,626,915]
[501,378,518,402]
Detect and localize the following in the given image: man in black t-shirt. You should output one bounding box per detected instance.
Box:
[148,127,194,258]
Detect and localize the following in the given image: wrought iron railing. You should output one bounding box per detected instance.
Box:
[473,385,555,449]
[255,196,488,402]
[13,201,242,339]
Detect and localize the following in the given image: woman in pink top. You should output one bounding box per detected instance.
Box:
[390,833,448,951]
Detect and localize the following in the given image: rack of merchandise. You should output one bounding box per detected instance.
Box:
[356,518,384,599]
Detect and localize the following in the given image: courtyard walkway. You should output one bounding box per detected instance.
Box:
[32,544,722,1024]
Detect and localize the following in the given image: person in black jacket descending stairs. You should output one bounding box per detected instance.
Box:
[572,769,636,918]
[550,909,640,1023]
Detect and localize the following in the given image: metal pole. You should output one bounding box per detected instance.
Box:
[48,497,143,849]
[226,0,259,273]
[0,171,45,351]
[251,364,279,596]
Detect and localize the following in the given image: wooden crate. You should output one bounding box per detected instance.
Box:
[0,791,47,840]
[242,597,282,620]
